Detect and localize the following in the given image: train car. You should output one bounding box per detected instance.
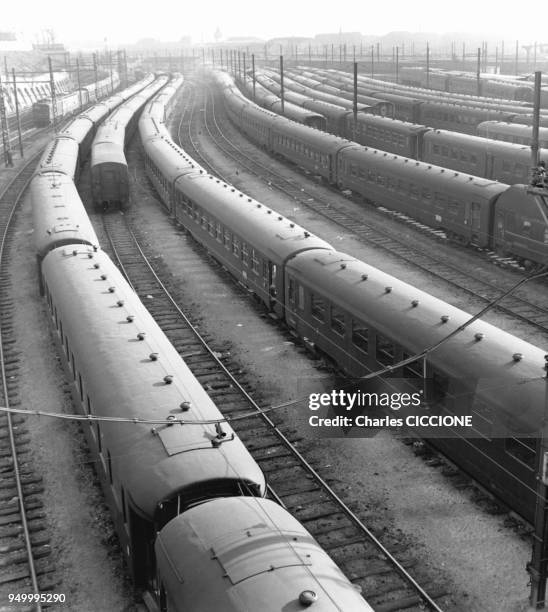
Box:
[269,119,353,183]
[343,113,429,158]
[34,135,81,180]
[418,102,515,135]
[477,121,548,147]
[336,145,508,247]
[311,68,536,116]
[32,90,82,127]
[259,79,350,134]
[239,76,326,130]
[30,172,99,262]
[421,129,544,185]
[286,71,394,117]
[368,91,424,124]
[169,169,334,318]
[156,497,373,611]
[41,247,267,590]
[90,76,167,210]
[283,247,547,522]
[218,73,548,267]
[492,184,548,267]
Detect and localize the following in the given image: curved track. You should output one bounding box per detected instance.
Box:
[98,208,450,612]
[0,153,54,611]
[175,74,548,338]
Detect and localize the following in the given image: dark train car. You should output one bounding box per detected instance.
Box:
[421,129,541,185]
[284,247,547,522]
[343,114,429,159]
[419,102,515,135]
[269,119,352,183]
[336,145,508,247]
[492,185,548,267]
[368,92,424,123]
[170,170,334,318]
[90,76,166,210]
[32,90,82,126]
[477,121,548,147]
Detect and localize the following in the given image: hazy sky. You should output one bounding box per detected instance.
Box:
[3,0,546,46]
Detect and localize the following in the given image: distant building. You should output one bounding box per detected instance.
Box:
[314,32,364,46]
[0,31,31,51]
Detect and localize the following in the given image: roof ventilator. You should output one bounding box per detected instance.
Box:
[212,422,235,447]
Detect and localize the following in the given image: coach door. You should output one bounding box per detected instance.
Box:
[466,201,481,244]
[268,262,283,318]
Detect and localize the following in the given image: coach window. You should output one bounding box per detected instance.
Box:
[251,249,260,274]
[402,352,423,379]
[330,305,346,336]
[376,334,394,366]
[521,220,532,236]
[471,397,493,440]
[352,321,369,354]
[288,277,296,305]
[297,285,305,310]
[310,293,325,322]
[232,236,240,258]
[201,213,208,230]
[241,242,249,266]
[216,221,222,242]
[224,228,231,249]
[78,374,83,401]
[505,438,535,469]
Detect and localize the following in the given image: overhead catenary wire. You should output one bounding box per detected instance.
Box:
[1,264,546,427]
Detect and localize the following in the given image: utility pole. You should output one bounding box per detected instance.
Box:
[476,48,481,96]
[93,52,98,99]
[48,56,58,131]
[0,73,13,166]
[530,71,542,169]
[76,58,82,110]
[12,69,23,158]
[109,50,114,92]
[395,46,399,84]
[426,42,430,89]
[371,45,374,78]
[280,54,285,114]
[251,54,256,101]
[353,62,358,136]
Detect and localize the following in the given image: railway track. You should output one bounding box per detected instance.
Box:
[97,208,451,612]
[0,153,56,611]
[175,74,548,338]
